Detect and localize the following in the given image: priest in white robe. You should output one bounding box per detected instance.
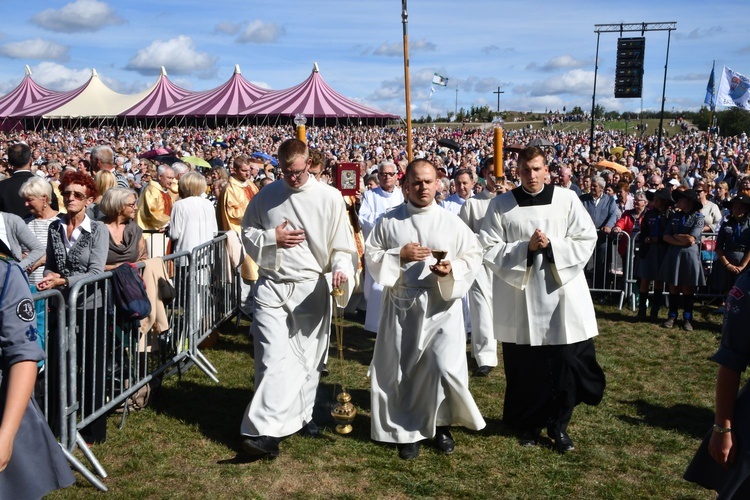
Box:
[480,146,606,454]
[240,139,358,459]
[366,159,486,460]
[458,160,499,376]
[358,161,404,333]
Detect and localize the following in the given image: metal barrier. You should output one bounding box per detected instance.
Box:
[598,230,724,310]
[585,230,632,307]
[33,234,240,490]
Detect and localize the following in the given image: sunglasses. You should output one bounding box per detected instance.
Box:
[62,189,88,201]
[379,171,397,177]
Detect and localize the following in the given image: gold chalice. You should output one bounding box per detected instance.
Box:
[431,249,448,265]
[330,286,357,434]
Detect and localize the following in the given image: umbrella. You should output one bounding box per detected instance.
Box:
[154,154,181,166]
[504,143,525,153]
[139,147,174,159]
[181,156,211,169]
[595,160,629,174]
[437,138,461,151]
[527,138,554,147]
[610,147,625,159]
[251,152,278,166]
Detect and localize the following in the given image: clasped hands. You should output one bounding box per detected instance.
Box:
[400,243,451,277]
[275,220,348,288]
[528,228,549,252]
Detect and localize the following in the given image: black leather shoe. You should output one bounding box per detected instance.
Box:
[519,428,541,447]
[474,365,493,377]
[547,428,575,453]
[397,442,421,460]
[435,426,455,454]
[299,420,320,438]
[241,435,280,459]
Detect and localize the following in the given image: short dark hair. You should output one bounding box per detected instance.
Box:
[7,143,31,169]
[518,146,546,167]
[405,158,436,180]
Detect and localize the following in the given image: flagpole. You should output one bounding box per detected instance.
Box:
[705,61,716,171]
[402,0,413,162]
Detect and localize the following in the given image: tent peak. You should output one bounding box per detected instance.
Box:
[161,66,167,76]
[235,64,241,75]
[92,68,98,78]
[25,65,32,76]
[313,62,320,73]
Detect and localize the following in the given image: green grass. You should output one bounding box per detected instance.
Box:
[49,304,721,499]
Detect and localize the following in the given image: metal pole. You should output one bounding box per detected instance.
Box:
[401,0,413,162]
[656,28,672,157]
[590,31,601,153]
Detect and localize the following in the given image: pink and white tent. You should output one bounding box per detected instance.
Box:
[120,67,194,117]
[241,63,398,121]
[158,65,268,117]
[0,66,58,118]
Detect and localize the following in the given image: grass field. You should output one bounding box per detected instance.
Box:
[49,301,723,499]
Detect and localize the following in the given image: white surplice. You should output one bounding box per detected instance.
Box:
[458,189,498,367]
[479,186,599,346]
[365,201,486,443]
[358,186,404,332]
[240,176,357,438]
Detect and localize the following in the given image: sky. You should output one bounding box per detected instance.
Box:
[0,0,746,119]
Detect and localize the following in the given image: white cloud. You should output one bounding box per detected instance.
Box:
[31,0,125,33]
[674,26,725,41]
[525,69,600,97]
[126,36,218,77]
[528,55,590,72]
[30,62,91,91]
[0,39,69,61]
[372,38,435,57]
[236,20,284,44]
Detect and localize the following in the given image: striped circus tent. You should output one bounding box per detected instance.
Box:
[242,62,399,123]
[0,66,58,118]
[120,67,194,117]
[158,65,268,117]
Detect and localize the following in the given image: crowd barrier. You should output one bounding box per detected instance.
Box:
[587,230,724,310]
[32,233,239,491]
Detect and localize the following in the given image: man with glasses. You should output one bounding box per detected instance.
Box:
[358,161,404,334]
[240,139,357,459]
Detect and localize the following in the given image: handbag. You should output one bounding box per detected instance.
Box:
[158,276,177,303]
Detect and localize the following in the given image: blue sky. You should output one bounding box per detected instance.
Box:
[0,0,746,118]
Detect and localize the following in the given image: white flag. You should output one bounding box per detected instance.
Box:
[716,66,750,110]
[429,86,435,98]
[432,73,448,86]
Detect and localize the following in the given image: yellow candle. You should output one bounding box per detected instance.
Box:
[493,127,503,178]
[297,124,306,144]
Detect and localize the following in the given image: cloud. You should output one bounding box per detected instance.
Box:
[672,73,710,82]
[528,55,591,72]
[31,0,125,33]
[482,45,499,55]
[738,45,750,54]
[674,26,725,41]
[370,38,435,57]
[0,39,69,61]
[215,22,241,35]
[30,62,91,91]
[236,20,284,44]
[126,36,218,77]
[521,69,600,97]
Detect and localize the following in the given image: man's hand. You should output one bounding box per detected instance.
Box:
[529,229,549,252]
[430,260,452,277]
[602,225,612,234]
[332,271,348,289]
[709,430,736,469]
[275,220,306,248]
[400,243,431,263]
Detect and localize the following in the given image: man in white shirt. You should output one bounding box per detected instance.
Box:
[358,161,404,333]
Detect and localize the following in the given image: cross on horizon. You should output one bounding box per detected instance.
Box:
[493,87,505,113]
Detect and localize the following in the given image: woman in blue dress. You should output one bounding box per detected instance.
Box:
[660,189,706,331]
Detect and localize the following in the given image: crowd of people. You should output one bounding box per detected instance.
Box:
[0,121,749,495]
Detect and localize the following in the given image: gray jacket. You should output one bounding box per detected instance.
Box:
[1,212,45,271]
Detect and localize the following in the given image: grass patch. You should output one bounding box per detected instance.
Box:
[49,303,721,499]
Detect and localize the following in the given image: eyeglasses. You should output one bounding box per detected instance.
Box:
[62,189,87,201]
[379,171,397,177]
[126,200,138,208]
[282,168,307,180]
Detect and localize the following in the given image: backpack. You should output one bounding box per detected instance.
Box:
[111,263,151,322]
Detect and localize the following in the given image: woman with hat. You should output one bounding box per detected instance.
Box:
[660,189,706,331]
[711,195,750,310]
[635,188,674,319]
